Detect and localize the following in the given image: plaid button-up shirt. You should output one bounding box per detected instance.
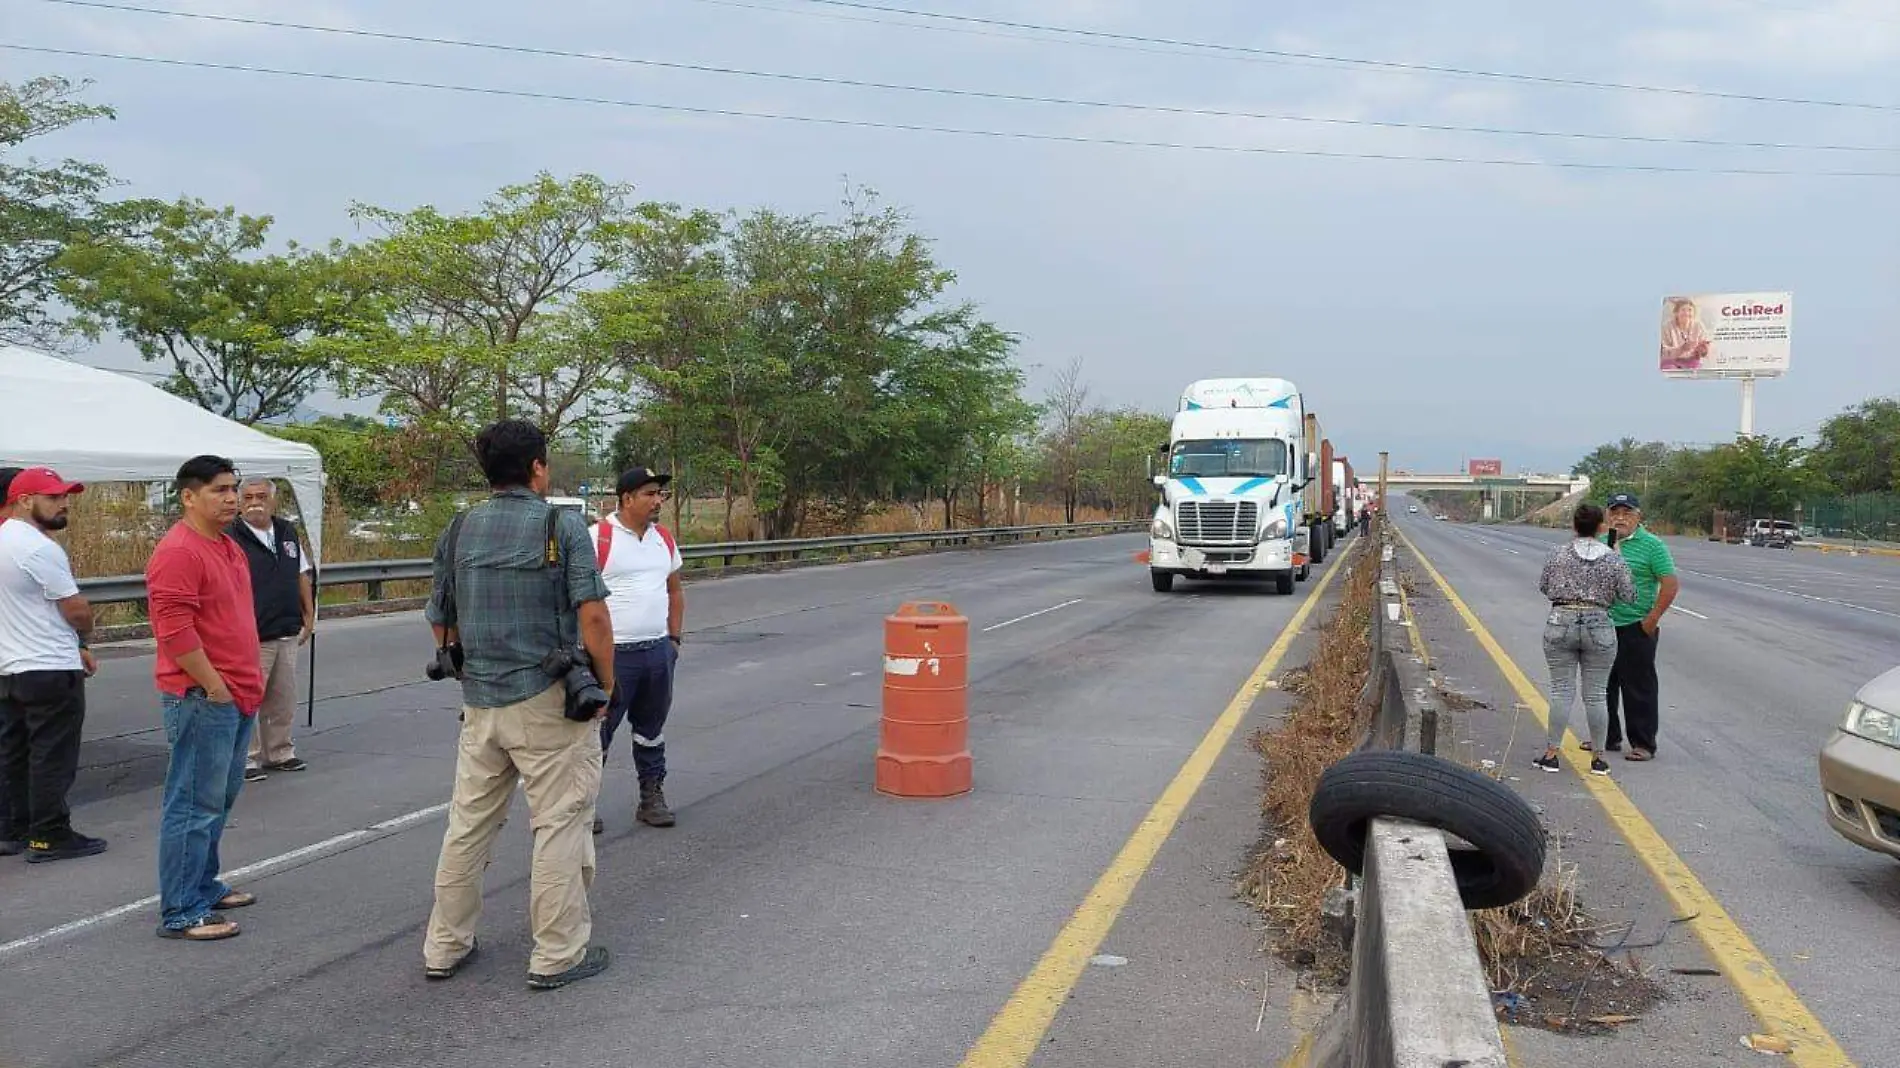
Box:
[425,489,608,709]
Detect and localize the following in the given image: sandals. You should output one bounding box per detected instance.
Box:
[1625,748,1654,761]
[159,915,240,941]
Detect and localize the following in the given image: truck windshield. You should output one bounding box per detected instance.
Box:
[1170,439,1288,479]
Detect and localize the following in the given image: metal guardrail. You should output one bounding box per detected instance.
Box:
[78,521,1142,606]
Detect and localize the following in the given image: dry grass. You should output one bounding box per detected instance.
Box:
[1238,537,1379,982]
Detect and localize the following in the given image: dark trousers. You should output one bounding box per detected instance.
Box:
[1605,623,1660,753]
[599,641,676,784]
[0,670,87,842]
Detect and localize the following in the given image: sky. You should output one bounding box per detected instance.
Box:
[5,0,1897,473]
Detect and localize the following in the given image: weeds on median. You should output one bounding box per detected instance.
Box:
[1238,537,1379,984]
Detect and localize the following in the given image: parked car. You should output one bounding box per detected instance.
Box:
[1819,665,1900,861]
[1747,519,1798,549]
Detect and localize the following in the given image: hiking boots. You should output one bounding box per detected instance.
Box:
[636,781,675,828]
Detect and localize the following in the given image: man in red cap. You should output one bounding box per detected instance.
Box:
[0,466,106,863]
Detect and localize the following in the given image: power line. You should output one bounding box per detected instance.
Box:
[24,0,1897,155]
[778,0,1900,113]
[8,43,1899,177]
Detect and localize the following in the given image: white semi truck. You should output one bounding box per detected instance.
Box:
[1148,378,1311,595]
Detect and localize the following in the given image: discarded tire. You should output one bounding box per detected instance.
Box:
[1308,749,1546,910]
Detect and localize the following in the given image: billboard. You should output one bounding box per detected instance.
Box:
[1468,458,1503,477]
[1659,292,1792,379]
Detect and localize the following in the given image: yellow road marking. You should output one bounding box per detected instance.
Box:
[1393,525,1856,1068]
[958,558,1346,1067]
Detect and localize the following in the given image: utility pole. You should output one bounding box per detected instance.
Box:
[1377,451,1390,513]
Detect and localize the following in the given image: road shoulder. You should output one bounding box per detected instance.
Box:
[1392,533,1793,1066]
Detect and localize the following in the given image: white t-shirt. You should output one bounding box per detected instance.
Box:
[242,519,312,573]
[0,519,84,674]
[599,516,682,643]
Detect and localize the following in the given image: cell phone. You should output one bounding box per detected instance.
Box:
[1606,529,1620,547]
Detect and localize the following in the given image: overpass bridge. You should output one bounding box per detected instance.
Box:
[1380,472,1588,520]
[1383,472,1588,494]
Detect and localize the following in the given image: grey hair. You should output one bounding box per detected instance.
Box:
[239,476,278,496]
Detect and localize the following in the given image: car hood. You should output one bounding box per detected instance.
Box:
[1857,664,1900,712]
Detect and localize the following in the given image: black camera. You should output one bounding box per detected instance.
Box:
[542,645,610,722]
[425,642,465,681]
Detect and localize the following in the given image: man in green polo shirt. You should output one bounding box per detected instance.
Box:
[1601,492,1678,761]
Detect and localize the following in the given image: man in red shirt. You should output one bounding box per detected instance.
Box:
[145,455,264,942]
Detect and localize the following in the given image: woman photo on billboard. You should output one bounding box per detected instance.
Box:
[1660,297,1711,371]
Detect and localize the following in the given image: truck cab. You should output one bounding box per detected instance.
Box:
[1148,378,1308,595]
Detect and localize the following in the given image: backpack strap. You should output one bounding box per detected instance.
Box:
[438,510,469,624]
[596,519,614,570]
[655,523,677,557]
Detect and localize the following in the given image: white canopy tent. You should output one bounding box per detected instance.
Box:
[0,344,328,563]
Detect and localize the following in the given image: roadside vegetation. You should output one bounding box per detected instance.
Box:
[6,74,1172,582]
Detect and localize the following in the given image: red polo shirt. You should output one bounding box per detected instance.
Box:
[146,522,265,715]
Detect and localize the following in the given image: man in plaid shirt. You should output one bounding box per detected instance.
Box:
[419,419,617,991]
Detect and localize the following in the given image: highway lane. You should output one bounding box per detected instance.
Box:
[1392,502,1900,1067]
[0,532,1338,1068]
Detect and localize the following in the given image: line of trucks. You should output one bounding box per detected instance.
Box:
[1146,378,1369,595]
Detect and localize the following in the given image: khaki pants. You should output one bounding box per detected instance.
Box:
[423,683,602,976]
[248,637,300,769]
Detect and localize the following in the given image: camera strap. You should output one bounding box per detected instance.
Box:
[438,510,469,647]
[544,506,577,653]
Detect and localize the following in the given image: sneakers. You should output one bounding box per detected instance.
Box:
[1532,752,1561,773]
[264,758,308,772]
[424,938,480,981]
[244,767,269,783]
[527,945,610,990]
[25,831,107,864]
[1589,757,1611,776]
[636,782,676,828]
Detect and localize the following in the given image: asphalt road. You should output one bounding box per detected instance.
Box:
[0,532,1337,1068]
[1390,502,1900,1067]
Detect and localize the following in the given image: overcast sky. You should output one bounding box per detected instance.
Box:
[7,0,1897,472]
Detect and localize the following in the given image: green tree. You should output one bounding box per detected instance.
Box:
[264,416,396,511]
[1700,435,1828,519]
[1,75,121,349]
[58,198,365,423]
[341,172,637,443]
[1573,438,1674,499]
[1076,408,1173,520]
[1812,398,1900,495]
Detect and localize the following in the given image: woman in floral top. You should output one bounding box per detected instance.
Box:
[1535,503,1636,776]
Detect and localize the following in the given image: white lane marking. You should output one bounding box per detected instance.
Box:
[0,802,452,959]
[982,598,1084,632]
[1670,605,1709,620]
[1679,568,1900,620]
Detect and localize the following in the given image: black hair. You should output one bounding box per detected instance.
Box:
[0,467,20,504]
[1572,502,1606,538]
[473,419,548,489]
[176,455,237,493]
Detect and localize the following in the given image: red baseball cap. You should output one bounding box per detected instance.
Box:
[6,467,86,505]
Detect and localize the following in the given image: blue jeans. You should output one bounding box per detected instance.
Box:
[158,693,254,930]
[599,641,676,783]
[1542,607,1617,751]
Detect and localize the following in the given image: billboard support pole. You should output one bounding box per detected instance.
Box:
[1739,375,1758,438]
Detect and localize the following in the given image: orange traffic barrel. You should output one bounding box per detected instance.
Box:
[877,601,972,798]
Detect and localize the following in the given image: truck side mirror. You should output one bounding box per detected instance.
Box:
[1152,474,1167,488]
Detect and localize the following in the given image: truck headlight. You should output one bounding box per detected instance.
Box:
[1152,515,1175,540]
[1844,702,1900,748]
[1260,516,1288,541]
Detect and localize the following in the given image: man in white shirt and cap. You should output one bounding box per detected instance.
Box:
[591,467,685,834]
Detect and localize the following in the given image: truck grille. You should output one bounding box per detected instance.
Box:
[1177,500,1259,546]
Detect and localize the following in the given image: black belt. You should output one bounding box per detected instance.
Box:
[615,638,668,651]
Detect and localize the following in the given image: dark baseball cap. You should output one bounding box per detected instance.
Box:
[616,467,673,495]
[1606,492,1641,511]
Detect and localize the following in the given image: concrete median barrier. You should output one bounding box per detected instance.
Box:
[1292,518,1514,1068]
